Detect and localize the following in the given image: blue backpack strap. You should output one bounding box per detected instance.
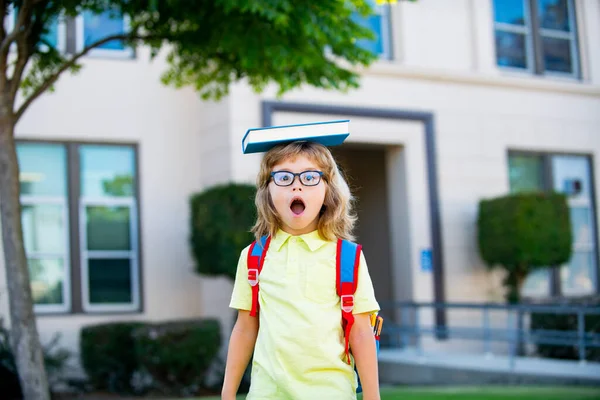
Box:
[247,235,270,317]
[336,239,361,365]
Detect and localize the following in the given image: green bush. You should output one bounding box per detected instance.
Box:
[134,319,221,396]
[477,192,572,302]
[190,183,257,280]
[530,296,600,362]
[80,321,146,394]
[0,320,21,400]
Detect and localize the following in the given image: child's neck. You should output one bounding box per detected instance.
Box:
[280,223,318,237]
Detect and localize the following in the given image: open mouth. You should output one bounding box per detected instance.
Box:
[290,197,306,215]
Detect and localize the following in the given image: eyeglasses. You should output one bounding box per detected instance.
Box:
[270,170,324,187]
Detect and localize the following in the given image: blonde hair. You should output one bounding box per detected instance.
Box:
[252,141,357,243]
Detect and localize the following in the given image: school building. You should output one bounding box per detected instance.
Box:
[1,0,599,370]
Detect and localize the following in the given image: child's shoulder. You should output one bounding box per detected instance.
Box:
[237,242,254,260]
[238,236,266,257]
[241,242,253,254]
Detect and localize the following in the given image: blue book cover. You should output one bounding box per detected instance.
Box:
[242,119,350,154]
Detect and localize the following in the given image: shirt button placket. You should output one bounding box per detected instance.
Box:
[289,238,298,270]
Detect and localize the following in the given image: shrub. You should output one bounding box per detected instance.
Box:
[134,319,221,396]
[477,192,572,303]
[80,321,145,394]
[190,183,257,280]
[0,320,21,400]
[530,296,600,362]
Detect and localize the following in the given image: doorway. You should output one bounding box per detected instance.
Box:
[332,145,394,304]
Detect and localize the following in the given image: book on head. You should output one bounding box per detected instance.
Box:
[241,119,350,154]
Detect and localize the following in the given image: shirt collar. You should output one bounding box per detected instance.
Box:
[270,229,330,252]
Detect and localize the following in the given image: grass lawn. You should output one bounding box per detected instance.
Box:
[365,386,600,399]
[195,386,600,400]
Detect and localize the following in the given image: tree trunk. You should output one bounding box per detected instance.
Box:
[515,266,528,356]
[0,119,50,400]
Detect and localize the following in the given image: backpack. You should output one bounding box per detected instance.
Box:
[246,235,382,393]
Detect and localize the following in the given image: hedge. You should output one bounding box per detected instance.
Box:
[530,296,600,362]
[134,319,221,395]
[190,183,256,280]
[80,321,146,394]
[80,318,221,396]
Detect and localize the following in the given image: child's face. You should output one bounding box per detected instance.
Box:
[268,154,327,236]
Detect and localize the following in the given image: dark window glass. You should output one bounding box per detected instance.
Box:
[538,0,571,32]
[88,258,132,304]
[495,31,528,69]
[542,37,573,73]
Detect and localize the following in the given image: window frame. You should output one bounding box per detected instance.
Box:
[22,198,71,313]
[16,139,143,315]
[79,197,140,313]
[353,0,393,60]
[376,2,392,60]
[493,0,536,74]
[492,0,580,79]
[75,11,134,59]
[18,143,72,313]
[507,149,599,298]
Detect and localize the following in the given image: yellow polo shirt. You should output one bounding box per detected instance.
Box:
[229,229,380,400]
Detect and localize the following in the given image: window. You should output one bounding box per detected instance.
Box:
[79,145,139,311]
[17,143,70,313]
[508,152,598,298]
[6,8,66,53]
[493,0,579,78]
[353,0,392,59]
[76,9,133,58]
[16,142,141,314]
[551,156,596,296]
[6,7,133,58]
[508,153,545,193]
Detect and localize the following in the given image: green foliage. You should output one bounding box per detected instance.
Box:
[190,183,257,281]
[15,0,381,105]
[0,319,21,400]
[530,296,600,362]
[134,319,221,396]
[80,319,221,396]
[202,386,600,400]
[0,319,70,399]
[80,321,145,394]
[102,174,134,197]
[478,192,572,267]
[477,192,572,302]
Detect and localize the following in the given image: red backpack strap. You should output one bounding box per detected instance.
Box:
[247,235,271,317]
[336,239,361,364]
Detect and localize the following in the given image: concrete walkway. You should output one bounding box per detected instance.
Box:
[379,347,600,386]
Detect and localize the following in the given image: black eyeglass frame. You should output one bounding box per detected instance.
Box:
[270,170,324,187]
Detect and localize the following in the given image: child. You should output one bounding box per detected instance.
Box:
[222,141,380,400]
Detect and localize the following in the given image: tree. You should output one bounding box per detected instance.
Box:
[0,1,379,398]
[477,192,572,303]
